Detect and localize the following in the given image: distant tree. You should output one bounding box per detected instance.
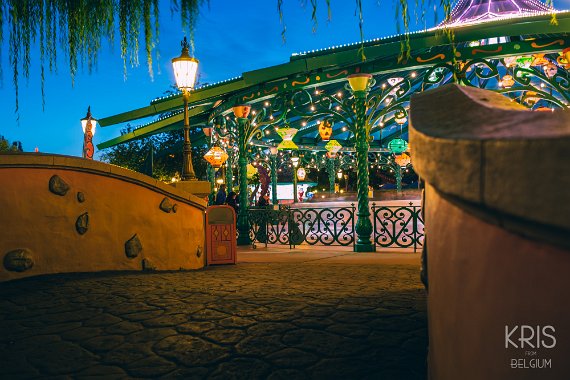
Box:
[0,136,23,152]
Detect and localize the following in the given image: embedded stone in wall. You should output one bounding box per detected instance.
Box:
[77,192,85,203]
[196,245,203,258]
[125,234,142,259]
[3,249,34,272]
[142,258,156,271]
[160,197,177,213]
[49,175,70,196]
[76,212,89,235]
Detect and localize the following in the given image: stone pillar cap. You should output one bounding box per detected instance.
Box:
[410,84,570,237]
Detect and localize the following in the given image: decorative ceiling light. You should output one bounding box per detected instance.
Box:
[523,91,540,107]
[394,153,411,167]
[543,62,558,79]
[277,127,299,150]
[232,104,251,118]
[388,138,408,154]
[503,56,518,68]
[394,111,408,125]
[325,140,342,158]
[557,47,570,69]
[318,119,333,141]
[203,146,228,169]
[532,54,549,67]
[297,168,306,181]
[500,74,515,89]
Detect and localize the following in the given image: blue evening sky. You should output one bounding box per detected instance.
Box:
[2,0,563,157]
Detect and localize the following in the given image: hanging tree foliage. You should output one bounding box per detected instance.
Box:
[1,0,205,114]
[2,0,508,115]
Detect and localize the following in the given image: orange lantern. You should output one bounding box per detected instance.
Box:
[318,119,333,141]
[500,75,515,89]
[296,168,306,181]
[203,146,229,169]
[395,153,411,167]
[232,104,251,118]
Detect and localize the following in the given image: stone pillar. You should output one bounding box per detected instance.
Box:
[411,84,570,380]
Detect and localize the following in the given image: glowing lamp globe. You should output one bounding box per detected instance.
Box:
[232,105,251,118]
[516,56,533,68]
[81,106,97,135]
[395,153,411,167]
[500,75,515,89]
[394,111,407,125]
[291,156,300,168]
[269,146,278,155]
[543,63,558,79]
[318,119,333,141]
[325,140,342,156]
[337,171,343,179]
[203,146,228,169]
[347,73,373,92]
[297,168,306,181]
[388,138,408,154]
[532,54,549,67]
[171,37,199,91]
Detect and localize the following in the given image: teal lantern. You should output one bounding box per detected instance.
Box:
[388,138,408,154]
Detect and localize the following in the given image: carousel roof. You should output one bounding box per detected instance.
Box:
[441,0,556,26]
[97,6,570,154]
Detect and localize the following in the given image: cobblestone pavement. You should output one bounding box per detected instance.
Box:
[0,259,427,379]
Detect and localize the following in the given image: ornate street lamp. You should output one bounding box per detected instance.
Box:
[346,73,376,252]
[172,37,199,181]
[81,106,97,160]
[337,171,343,180]
[269,146,279,205]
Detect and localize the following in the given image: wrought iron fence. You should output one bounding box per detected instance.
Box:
[248,202,424,251]
[371,202,424,252]
[248,205,356,247]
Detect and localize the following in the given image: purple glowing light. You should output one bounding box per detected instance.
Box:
[441,0,554,26]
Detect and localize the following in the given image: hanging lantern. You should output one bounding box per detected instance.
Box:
[325,140,342,158]
[202,127,212,136]
[232,104,251,118]
[532,54,549,67]
[394,111,407,125]
[277,127,299,150]
[500,74,515,89]
[203,146,228,169]
[543,63,558,79]
[535,107,553,112]
[297,167,306,181]
[318,119,333,141]
[395,153,411,167]
[246,164,257,179]
[523,91,540,107]
[388,138,408,154]
[557,47,570,69]
[515,56,533,68]
[503,56,518,68]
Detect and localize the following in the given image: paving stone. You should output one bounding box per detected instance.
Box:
[160,367,210,379]
[27,341,98,375]
[204,328,246,345]
[122,309,165,322]
[76,364,126,378]
[126,356,177,378]
[218,316,256,328]
[282,329,366,357]
[60,327,104,342]
[326,323,371,338]
[246,322,296,336]
[125,327,177,343]
[82,334,125,352]
[83,313,123,327]
[208,357,271,379]
[309,357,375,379]
[291,317,334,329]
[190,308,230,321]
[267,368,309,380]
[104,320,144,335]
[103,342,154,366]
[176,321,217,334]
[154,335,229,366]
[235,334,286,356]
[266,348,319,368]
[141,313,189,328]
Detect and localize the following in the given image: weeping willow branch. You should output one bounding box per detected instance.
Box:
[0,0,203,116]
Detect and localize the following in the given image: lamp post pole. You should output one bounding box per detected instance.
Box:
[292,156,299,203]
[172,37,199,181]
[236,115,251,246]
[347,73,375,252]
[270,148,278,205]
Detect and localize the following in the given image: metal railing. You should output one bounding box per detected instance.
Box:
[371,202,424,252]
[247,202,424,251]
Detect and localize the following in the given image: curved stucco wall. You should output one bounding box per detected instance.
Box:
[0,153,207,282]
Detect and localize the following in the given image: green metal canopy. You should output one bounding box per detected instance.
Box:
[97,11,570,151]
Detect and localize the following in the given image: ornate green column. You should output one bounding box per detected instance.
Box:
[326,157,335,194]
[207,164,215,205]
[291,156,299,203]
[225,150,233,191]
[348,74,375,252]
[395,166,402,193]
[236,117,250,245]
[270,154,278,205]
